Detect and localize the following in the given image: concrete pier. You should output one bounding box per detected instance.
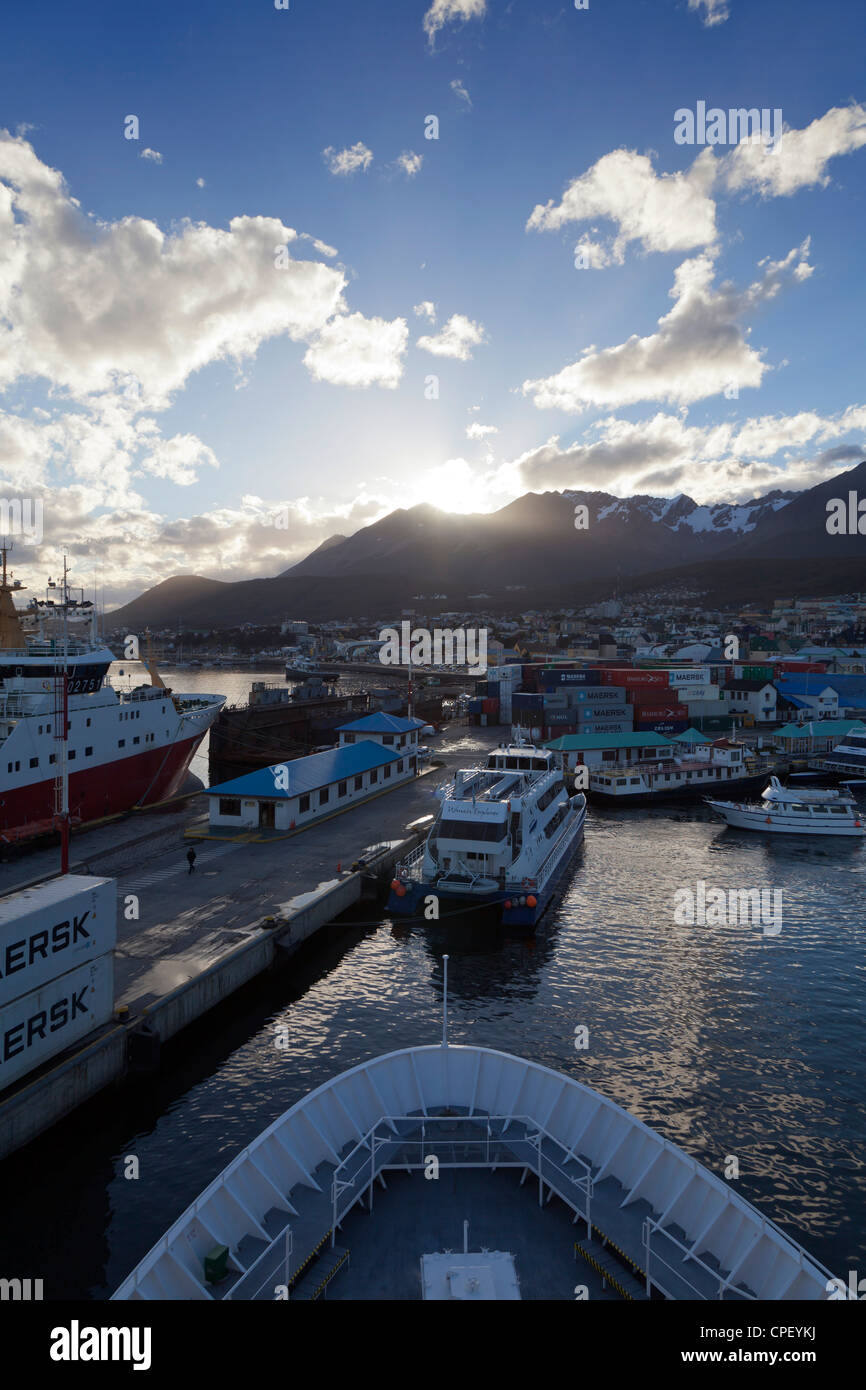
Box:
[0,724,499,1160]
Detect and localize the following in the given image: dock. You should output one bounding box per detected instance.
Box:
[0,725,502,1161]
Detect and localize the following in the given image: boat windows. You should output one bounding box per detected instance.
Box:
[812,806,828,813]
[629,777,640,785]
[437,818,507,842]
[29,757,37,768]
[85,746,93,756]
[829,807,848,814]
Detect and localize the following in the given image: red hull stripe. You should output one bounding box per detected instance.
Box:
[0,734,204,832]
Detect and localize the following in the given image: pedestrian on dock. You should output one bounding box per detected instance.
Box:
[187,846,197,874]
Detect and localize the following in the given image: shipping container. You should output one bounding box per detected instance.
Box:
[574,704,634,721]
[604,669,670,688]
[0,955,114,1093]
[631,704,684,721]
[634,720,689,736]
[568,686,627,704]
[742,664,775,681]
[512,692,544,709]
[0,876,115,1008]
[539,669,602,688]
[545,709,580,724]
[685,698,726,716]
[666,667,711,685]
[481,698,499,714]
[693,715,735,732]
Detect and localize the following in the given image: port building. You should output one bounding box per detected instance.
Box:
[336,712,426,753]
[207,740,415,832]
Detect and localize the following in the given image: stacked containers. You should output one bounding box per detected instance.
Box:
[0,876,115,1093]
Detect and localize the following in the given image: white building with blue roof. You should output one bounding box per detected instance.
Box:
[337,712,426,754]
[206,739,415,833]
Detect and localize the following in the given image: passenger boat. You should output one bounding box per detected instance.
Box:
[588,738,772,804]
[706,777,865,836]
[387,740,586,928]
[111,961,843,1302]
[819,728,866,780]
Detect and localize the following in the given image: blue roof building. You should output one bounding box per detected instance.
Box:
[206,739,416,835]
[337,711,426,750]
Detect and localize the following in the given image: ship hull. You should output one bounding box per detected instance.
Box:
[588,770,770,806]
[0,733,205,836]
[706,801,866,836]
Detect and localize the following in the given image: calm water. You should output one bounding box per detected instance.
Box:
[2,692,865,1297]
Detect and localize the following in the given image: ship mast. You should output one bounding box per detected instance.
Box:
[53,555,70,874]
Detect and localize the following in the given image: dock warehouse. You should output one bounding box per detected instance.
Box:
[206,740,416,832]
[544,731,674,773]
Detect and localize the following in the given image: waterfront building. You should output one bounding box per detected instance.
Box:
[772,720,866,757]
[336,712,426,752]
[207,740,415,832]
[544,730,673,772]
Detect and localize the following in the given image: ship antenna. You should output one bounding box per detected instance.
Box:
[442,952,449,1048]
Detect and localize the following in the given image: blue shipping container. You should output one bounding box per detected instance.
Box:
[513,692,544,709]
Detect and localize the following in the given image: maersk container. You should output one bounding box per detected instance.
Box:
[0,875,115,1009]
[0,954,114,1093]
[606,669,669,688]
[574,704,634,721]
[546,709,578,724]
[568,687,627,705]
[667,667,711,686]
[512,692,544,709]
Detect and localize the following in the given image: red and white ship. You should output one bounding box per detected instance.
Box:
[0,552,224,841]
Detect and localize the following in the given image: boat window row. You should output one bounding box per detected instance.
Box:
[436,817,508,842]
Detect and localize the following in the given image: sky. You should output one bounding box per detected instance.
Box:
[0,0,865,606]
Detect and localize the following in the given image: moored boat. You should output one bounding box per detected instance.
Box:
[387,740,586,928]
[706,776,865,836]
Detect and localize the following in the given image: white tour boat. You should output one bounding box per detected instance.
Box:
[706,776,866,836]
[388,740,586,927]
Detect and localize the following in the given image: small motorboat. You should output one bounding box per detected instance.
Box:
[706,776,865,837]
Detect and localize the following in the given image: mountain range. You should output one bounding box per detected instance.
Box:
[107,460,866,630]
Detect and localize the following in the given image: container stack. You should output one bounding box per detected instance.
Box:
[0,876,115,1094]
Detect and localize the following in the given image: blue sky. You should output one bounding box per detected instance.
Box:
[0,0,864,603]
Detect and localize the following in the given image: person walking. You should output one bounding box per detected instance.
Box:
[186,846,197,874]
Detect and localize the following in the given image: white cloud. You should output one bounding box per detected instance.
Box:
[451,79,472,108]
[140,433,220,486]
[527,147,718,259]
[511,403,866,502]
[528,104,866,268]
[423,0,486,44]
[688,0,730,25]
[0,133,365,409]
[466,422,497,439]
[413,300,437,322]
[522,241,812,412]
[395,150,423,177]
[720,103,866,197]
[323,142,373,176]
[196,176,206,188]
[417,312,486,360]
[141,148,163,164]
[303,312,408,388]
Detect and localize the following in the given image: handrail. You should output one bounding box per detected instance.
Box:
[224,1224,293,1302]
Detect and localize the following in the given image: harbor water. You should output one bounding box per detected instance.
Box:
[1,685,864,1298]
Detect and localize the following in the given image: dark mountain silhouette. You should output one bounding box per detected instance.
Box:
[107,461,866,629]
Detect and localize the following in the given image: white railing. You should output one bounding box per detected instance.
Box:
[330,1113,592,1243]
